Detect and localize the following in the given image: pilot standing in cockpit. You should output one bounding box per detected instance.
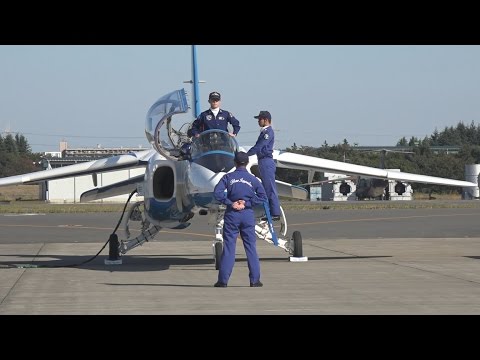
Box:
[190,91,241,138]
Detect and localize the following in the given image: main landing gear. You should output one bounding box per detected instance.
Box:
[212,205,308,268]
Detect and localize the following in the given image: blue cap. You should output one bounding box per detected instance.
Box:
[209,91,221,100]
[234,151,249,165]
[254,110,271,120]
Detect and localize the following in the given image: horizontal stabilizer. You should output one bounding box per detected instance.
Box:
[276,180,308,200]
[80,174,145,202]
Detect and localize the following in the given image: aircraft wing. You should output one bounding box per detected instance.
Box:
[0,149,156,187]
[273,150,478,188]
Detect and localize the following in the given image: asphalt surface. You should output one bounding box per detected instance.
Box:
[2,206,480,243]
[1,205,480,314]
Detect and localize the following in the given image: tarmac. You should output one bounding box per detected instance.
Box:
[1,206,480,314]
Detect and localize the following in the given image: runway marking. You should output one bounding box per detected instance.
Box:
[0,224,95,228]
[0,223,212,238]
[290,212,480,226]
[3,213,46,216]
[0,212,478,239]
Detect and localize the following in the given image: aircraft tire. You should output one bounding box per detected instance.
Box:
[214,241,223,270]
[292,231,303,257]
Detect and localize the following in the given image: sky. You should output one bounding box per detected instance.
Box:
[1,45,480,153]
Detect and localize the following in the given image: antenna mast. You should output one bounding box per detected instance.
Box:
[191,45,201,118]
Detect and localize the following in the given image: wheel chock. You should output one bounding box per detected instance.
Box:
[289,256,308,262]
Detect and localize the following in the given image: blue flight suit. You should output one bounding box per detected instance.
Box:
[214,167,268,285]
[190,109,241,137]
[246,126,281,217]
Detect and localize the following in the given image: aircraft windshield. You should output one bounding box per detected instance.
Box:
[145,89,190,159]
[190,130,239,173]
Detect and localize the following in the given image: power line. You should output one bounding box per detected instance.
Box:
[16,132,145,139]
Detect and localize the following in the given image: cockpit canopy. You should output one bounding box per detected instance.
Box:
[145,89,190,160]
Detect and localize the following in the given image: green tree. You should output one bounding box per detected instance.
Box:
[0,133,38,177]
[3,134,17,153]
[397,137,408,146]
[15,134,31,154]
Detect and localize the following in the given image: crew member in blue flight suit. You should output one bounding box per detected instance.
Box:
[213,151,267,288]
[246,110,281,221]
[190,91,241,138]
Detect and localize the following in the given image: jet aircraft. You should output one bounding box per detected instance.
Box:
[299,176,400,201]
[0,46,478,267]
[299,149,420,200]
[353,148,416,200]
